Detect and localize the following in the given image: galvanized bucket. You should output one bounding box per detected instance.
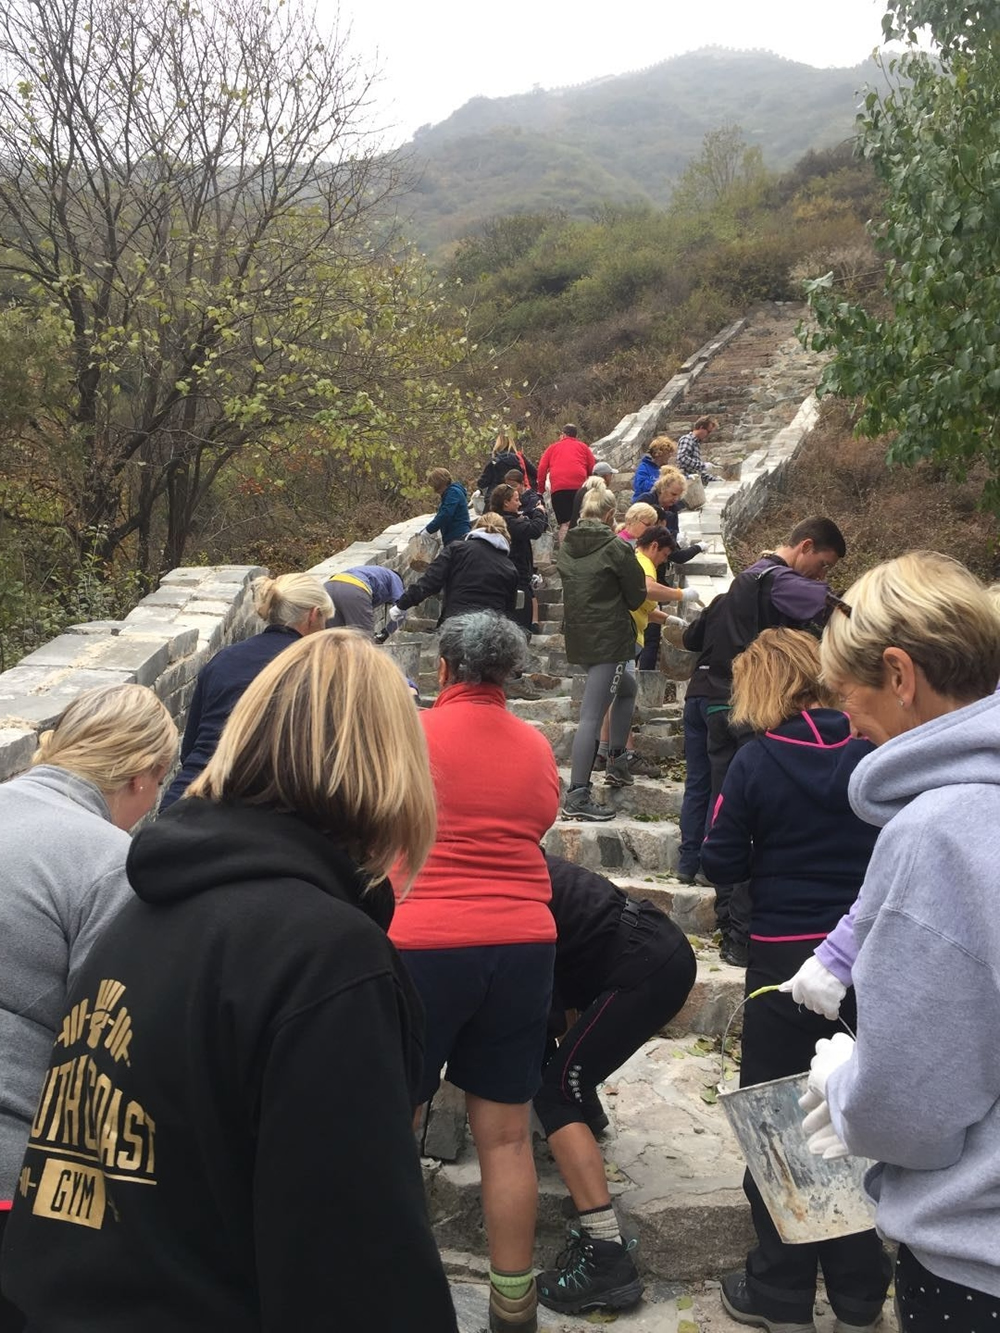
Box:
[719,1071,876,1244]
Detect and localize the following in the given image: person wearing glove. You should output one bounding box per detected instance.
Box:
[780,952,848,1021]
[700,629,890,1333]
[800,1033,855,1160]
[805,551,1000,1331]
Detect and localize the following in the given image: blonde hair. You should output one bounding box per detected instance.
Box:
[189,631,436,888]
[427,467,452,493]
[492,430,515,458]
[33,684,178,793]
[821,550,1000,704]
[623,502,658,527]
[731,629,837,732]
[579,484,616,521]
[648,435,677,464]
[253,574,333,628]
[653,465,686,497]
[473,512,509,538]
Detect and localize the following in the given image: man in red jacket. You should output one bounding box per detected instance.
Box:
[536,424,596,543]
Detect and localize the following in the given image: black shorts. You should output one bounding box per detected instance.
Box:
[400,942,555,1105]
[550,489,577,524]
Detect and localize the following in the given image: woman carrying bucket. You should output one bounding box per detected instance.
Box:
[796,552,1000,1332]
[701,628,890,1333]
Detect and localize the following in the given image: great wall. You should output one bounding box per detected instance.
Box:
[1,304,891,1330]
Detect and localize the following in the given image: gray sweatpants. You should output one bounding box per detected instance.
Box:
[570,660,637,787]
[325,579,374,636]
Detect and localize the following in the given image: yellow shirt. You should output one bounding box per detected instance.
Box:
[632,550,657,647]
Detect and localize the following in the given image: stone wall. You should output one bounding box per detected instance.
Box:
[0,566,264,781]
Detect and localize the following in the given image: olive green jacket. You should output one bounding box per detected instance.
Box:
[556,520,646,665]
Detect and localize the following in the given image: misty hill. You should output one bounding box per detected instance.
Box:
[397,47,878,252]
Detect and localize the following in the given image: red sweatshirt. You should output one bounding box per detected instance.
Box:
[536,436,596,494]
[389,684,560,949]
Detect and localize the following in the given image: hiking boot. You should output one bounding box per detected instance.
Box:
[676,869,712,887]
[561,786,614,822]
[720,934,749,968]
[537,1230,643,1315]
[604,753,635,787]
[625,751,661,778]
[719,1271,815,1332]
[489,1279,537,1332]
[592,753,608,771]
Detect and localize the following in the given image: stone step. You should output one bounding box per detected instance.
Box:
[543,813,680,874]
[529,717,682,763]
[605,873,716,937]
[555,767,683,819]
[424,1036,754,1283]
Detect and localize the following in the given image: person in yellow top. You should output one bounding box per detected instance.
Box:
[597,525,701,785]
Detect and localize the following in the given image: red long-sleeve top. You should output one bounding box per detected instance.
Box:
[536,436,596,494]
[389,683,560,949]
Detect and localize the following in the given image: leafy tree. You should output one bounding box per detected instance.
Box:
[671,124,772,224]
[0,0,484,573]
[806,0,1000,507]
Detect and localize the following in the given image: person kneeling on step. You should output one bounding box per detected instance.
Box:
[534,855,696,1316]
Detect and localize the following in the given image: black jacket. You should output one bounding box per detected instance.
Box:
[1,800,456,1333]
[161,625,300,808]
[476,449,537,502]
[396,533,519,623]
[503,505,548,586]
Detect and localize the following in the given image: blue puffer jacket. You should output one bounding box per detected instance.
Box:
[426,482,471,545]
[701,709,877,938]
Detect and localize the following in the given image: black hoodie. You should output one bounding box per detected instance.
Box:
[2,799,457,1333]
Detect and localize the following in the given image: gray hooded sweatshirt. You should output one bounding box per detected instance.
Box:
[0,766,133,1200]
[827,691,1000,1298]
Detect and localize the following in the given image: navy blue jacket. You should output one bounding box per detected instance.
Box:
[701,710,878,938]
[161,626,301,808]
[425,482,471,545]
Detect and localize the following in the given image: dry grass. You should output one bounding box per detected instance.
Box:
[729,398,1000,589]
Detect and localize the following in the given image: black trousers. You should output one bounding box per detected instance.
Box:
[534,911,696,1137]
[740,940,890,1327]
[706,708,754,942]
[896,1244,1000,1331]
[0,1210,26,1333]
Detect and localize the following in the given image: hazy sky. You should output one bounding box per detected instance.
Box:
[331,0,888,144]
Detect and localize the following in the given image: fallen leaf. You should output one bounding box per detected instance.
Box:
[700,1086,718,1105]
[585,1311,618,1324]
[677,1294,693,1309]
[678,1321,700,1332]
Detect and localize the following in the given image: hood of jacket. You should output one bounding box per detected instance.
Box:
[127,797,395,928]
[560,518,617,557]
[759,710,873,814]
[467,528,510,553]
[849,690,1000,829]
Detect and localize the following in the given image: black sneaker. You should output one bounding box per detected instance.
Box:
[537,1230,643,1315]
[720,933,749,968]
[719,1270,815,1331]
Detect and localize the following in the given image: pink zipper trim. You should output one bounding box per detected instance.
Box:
[764,710,851,749]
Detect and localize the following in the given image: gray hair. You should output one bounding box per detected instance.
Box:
[438,611,527,685]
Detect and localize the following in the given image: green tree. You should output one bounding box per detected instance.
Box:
[0,0,484,573]
[806,0,1000,506]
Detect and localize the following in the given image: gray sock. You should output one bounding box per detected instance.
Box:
[579,1203,622,1245]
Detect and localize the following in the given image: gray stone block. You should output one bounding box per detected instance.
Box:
[64,620,125,636]
[422,1081,467,1162]
[0,669,135,729]
[0,726,39,781]
[18,636,92,668]
[85,637,172,686]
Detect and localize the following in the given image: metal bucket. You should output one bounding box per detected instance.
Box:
[719,1072,876,1244]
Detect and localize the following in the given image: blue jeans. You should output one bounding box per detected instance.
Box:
[679,696,712,877]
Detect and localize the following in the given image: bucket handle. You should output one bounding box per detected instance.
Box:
[718,985,856,1092]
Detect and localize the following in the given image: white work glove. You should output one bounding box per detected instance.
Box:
[779,955,847,1021]
[680,586,702,604]
[388,605,404,623]
[530,573,543,590]
[798,1033,855,1160]
[665,614,686,628]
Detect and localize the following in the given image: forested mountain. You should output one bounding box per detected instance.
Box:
[397,48,878,251]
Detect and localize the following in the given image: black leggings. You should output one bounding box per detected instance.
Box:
[740,940,890,1327]
[896,1245,1000,1331]
[534,914,696,1136]
[0,1210,26,1333]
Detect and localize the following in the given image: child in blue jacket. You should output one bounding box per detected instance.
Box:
[425,467,471,545]
[700,628,890,1333]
